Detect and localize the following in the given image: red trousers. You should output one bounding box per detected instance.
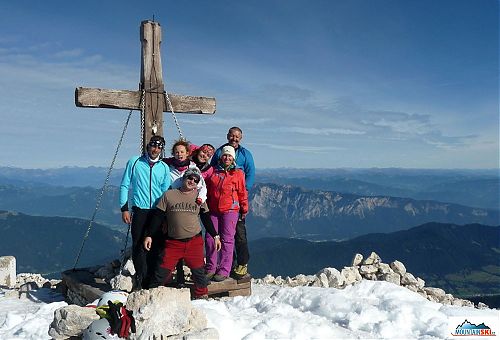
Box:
[156,234,208,297]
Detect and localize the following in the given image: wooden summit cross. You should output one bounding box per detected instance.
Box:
[75,20,216,151]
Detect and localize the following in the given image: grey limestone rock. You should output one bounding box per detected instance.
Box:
[48,305,99,339]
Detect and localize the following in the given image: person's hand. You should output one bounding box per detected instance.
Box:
[143,237,152,251]
[122,211,132,224]
[214,237,222,252]
[239,212,247,221]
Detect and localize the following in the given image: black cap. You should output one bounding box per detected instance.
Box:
[148,135,165,148]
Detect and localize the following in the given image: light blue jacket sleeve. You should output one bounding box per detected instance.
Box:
[119,156,138,209]
[160,164,171,195]
[242,148,255,190]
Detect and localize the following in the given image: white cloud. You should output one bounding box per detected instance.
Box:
[53,48,84,58]
[278,126,366,136]
[249,142,344,153]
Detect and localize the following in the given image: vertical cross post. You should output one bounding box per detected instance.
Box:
[140,21,165,151]
[75,20,216,152]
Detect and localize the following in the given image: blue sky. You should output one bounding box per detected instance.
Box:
[0,0,498,169]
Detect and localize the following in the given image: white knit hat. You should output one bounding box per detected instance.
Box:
[221,145,236,159]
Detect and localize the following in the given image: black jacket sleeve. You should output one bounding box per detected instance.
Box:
[200,211,218,238]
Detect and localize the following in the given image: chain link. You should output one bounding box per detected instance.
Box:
[72,109,134,270]
[164,86,185,141]
[140,89,146,154]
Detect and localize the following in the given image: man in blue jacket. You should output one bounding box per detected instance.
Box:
[120,135,171,289]
[211,126,255,279]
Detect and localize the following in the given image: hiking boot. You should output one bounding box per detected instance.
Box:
[212,274,228,282]
[232,264,248,279]
[206,272,215,280]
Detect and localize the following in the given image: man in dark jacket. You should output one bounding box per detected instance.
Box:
[144,168,221,299]
[211,127,255,279]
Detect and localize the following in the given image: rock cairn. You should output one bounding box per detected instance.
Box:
[1,272,62,299]
[253,251,489,309]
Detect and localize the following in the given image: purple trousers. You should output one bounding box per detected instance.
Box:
[205,211,239,276]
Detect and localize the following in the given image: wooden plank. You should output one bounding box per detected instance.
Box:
[208,281,251,295]
[61,269,111,305]
[207,277,251,295]
[207,278,238,294]
[75,87,216,114]
[227,287,252,297]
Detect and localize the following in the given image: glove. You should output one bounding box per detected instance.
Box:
[106,301,123,336]
[118,306,136,338]
[106,300,136,338]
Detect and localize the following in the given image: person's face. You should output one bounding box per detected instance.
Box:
[197,146,215,163]
[173,145,188,161]
[147,143,163,159]
[182,175,199,191]
[221,153,234,166]
[227,130,242,149]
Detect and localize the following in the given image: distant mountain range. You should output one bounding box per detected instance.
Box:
[249,183,498,240]
[1,182,497,242]
[256,168,499,210]
[248,222,500,297]
[0,184,121,229]
[1,166,498,209]
[0,179,497,241]
[0,211,125,276]
[0,166,123,188]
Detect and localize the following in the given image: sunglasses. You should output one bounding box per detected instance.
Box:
[186,175,200,183]
[148,142,164,149]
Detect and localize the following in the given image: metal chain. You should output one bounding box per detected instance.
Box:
[140,89,146,154]
[164,87,185,140]
[119,222,132,271]
[72,109,134,270]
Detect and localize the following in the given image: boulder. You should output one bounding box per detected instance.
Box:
[363,252,381,265]
[122,259,136,276]
[341,266,362,286]
[110,274,133,292]
[48,305,100,339]
[316,268,344,288]
[424,287,446,302]
[0,256,16,288]
[126,286,208,340]
[311,273,329,288]
[381,272,401,286]
[390,260,406,276]
[377,263,392,275]
[359,265,378,275]
[351,253,363,266]
[401,272,418,286]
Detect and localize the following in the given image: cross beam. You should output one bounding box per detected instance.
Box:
[75,20,216,151]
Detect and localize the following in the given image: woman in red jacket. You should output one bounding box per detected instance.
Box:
[205,145,248,281]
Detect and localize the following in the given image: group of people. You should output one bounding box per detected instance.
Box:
[119,127,255,299]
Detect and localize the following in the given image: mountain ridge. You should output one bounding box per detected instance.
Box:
[249,222,500,296]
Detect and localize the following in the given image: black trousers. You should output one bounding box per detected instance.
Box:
[234,218,250,266]
[131,207,161,288]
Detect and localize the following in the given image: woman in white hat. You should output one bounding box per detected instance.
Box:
[204,145,248,281]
